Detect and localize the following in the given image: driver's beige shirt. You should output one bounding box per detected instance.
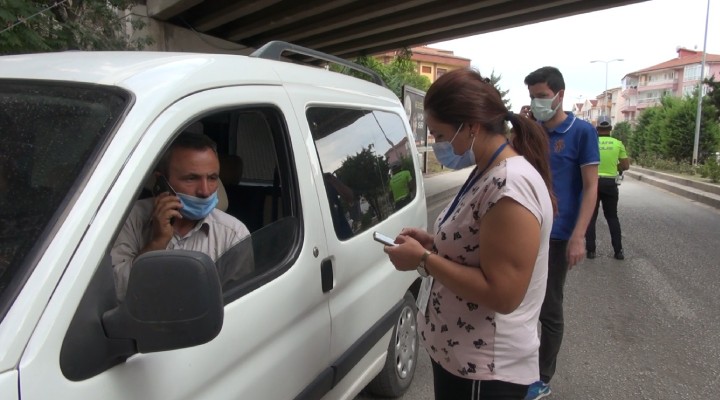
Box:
[111,198,251,301]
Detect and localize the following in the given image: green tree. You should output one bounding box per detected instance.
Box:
[613,121,632,147]
[629,94,720,163]
[659,95,719,162]
[659,96,692,161]
[1,0,150,54]
[697,99,720,161]
[345,49,431,98]
[488,70,512,110]
[703,75,720,121]
[347,54,388,82]
[629,106,663,158]
[383,48,432,98]
[335,145,391,222]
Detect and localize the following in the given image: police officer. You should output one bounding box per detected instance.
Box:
[586,115,630,260]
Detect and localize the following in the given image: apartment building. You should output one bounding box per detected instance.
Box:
[573,99,596,122]
[576,88,622,127]
[604,87,623,126]
[375,46,471,83]
[620,47,720,124]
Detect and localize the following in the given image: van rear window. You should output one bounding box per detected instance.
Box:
[0,80,128,317]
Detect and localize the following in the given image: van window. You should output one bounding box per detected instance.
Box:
[109,107,299,304]
[307,107,416,240]
[0,80,128,320]
[219,107,299,301]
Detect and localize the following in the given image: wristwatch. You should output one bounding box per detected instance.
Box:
[417,250,432,277]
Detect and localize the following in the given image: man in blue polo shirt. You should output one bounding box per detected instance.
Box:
[521,67,600,400]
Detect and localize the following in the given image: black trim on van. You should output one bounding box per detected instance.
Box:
[294,297,403,400]
[293,367,334,400]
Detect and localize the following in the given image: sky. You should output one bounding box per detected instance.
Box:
[430,0,719,112]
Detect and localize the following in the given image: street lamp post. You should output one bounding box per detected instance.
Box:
[692,0,711,165]
[591,58,624,117]
[575,95,585,119]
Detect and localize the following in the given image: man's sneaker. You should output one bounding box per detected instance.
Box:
[614,250,625,260]
[586,250,596,259]
[524,380,551,399]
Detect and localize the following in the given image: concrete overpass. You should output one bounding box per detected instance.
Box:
[141,0,648,56]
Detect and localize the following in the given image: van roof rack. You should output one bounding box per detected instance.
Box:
[250,41,386,88]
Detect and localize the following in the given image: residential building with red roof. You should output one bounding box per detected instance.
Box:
[375,46,471,83]
[620,47,720,124]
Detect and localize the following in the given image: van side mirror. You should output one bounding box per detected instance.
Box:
[103,250,224,353]
[61,251,224,381]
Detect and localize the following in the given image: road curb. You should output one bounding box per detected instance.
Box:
[426,188,457,205]
[629,166,720,196]
[625,169,720,210]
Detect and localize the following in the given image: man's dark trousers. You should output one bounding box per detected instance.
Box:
[586,177,622,254]
[538,239,569,383]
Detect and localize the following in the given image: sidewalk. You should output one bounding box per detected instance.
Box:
[422,168,472,205]
[422,166,720,210]
[624,166,720,210]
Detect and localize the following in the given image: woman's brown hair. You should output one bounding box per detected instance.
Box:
[424,68,556,212]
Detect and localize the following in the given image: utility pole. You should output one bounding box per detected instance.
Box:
[692,0,711,165]
[591,58,624,117]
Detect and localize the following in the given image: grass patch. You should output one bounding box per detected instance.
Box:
[634,154,720,184]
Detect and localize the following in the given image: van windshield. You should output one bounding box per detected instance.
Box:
[0,80,129,316]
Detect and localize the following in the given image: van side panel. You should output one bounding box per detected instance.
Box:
[0,371,18,400]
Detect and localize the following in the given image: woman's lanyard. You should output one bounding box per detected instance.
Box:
[439,142,508,228]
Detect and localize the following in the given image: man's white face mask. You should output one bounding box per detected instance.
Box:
[530,93,560,122]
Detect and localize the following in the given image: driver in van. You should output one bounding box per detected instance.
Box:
[110,130,252,301]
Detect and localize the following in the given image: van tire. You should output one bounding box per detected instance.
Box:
[366,292,419,397]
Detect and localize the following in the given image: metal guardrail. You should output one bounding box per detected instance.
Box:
[250,41,386,87]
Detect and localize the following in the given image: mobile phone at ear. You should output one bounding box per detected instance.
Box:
[152,175,177,197]
[152,175,178,225]
[373,231,396,246]
[520,105,536,121]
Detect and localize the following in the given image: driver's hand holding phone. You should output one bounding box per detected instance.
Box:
[150,175,183,242]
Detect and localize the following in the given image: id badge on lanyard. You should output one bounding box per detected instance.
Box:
[417,276,433,314]
[417,169,478,315]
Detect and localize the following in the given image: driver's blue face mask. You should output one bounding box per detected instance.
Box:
[177,191,218,220]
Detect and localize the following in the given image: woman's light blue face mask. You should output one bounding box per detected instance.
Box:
[431,123,476,170]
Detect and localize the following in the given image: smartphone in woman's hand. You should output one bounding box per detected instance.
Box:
[373,231,397,246]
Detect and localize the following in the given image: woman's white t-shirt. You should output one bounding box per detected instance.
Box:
[418,156,553,385]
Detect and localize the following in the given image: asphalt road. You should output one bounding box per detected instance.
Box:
[357,177,720,400]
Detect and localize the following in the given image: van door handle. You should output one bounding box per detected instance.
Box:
[320,258,334,293]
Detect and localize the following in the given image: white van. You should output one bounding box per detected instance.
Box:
[0,42,426,400]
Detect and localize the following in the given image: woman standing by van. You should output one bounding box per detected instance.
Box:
[385,68,555,400]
